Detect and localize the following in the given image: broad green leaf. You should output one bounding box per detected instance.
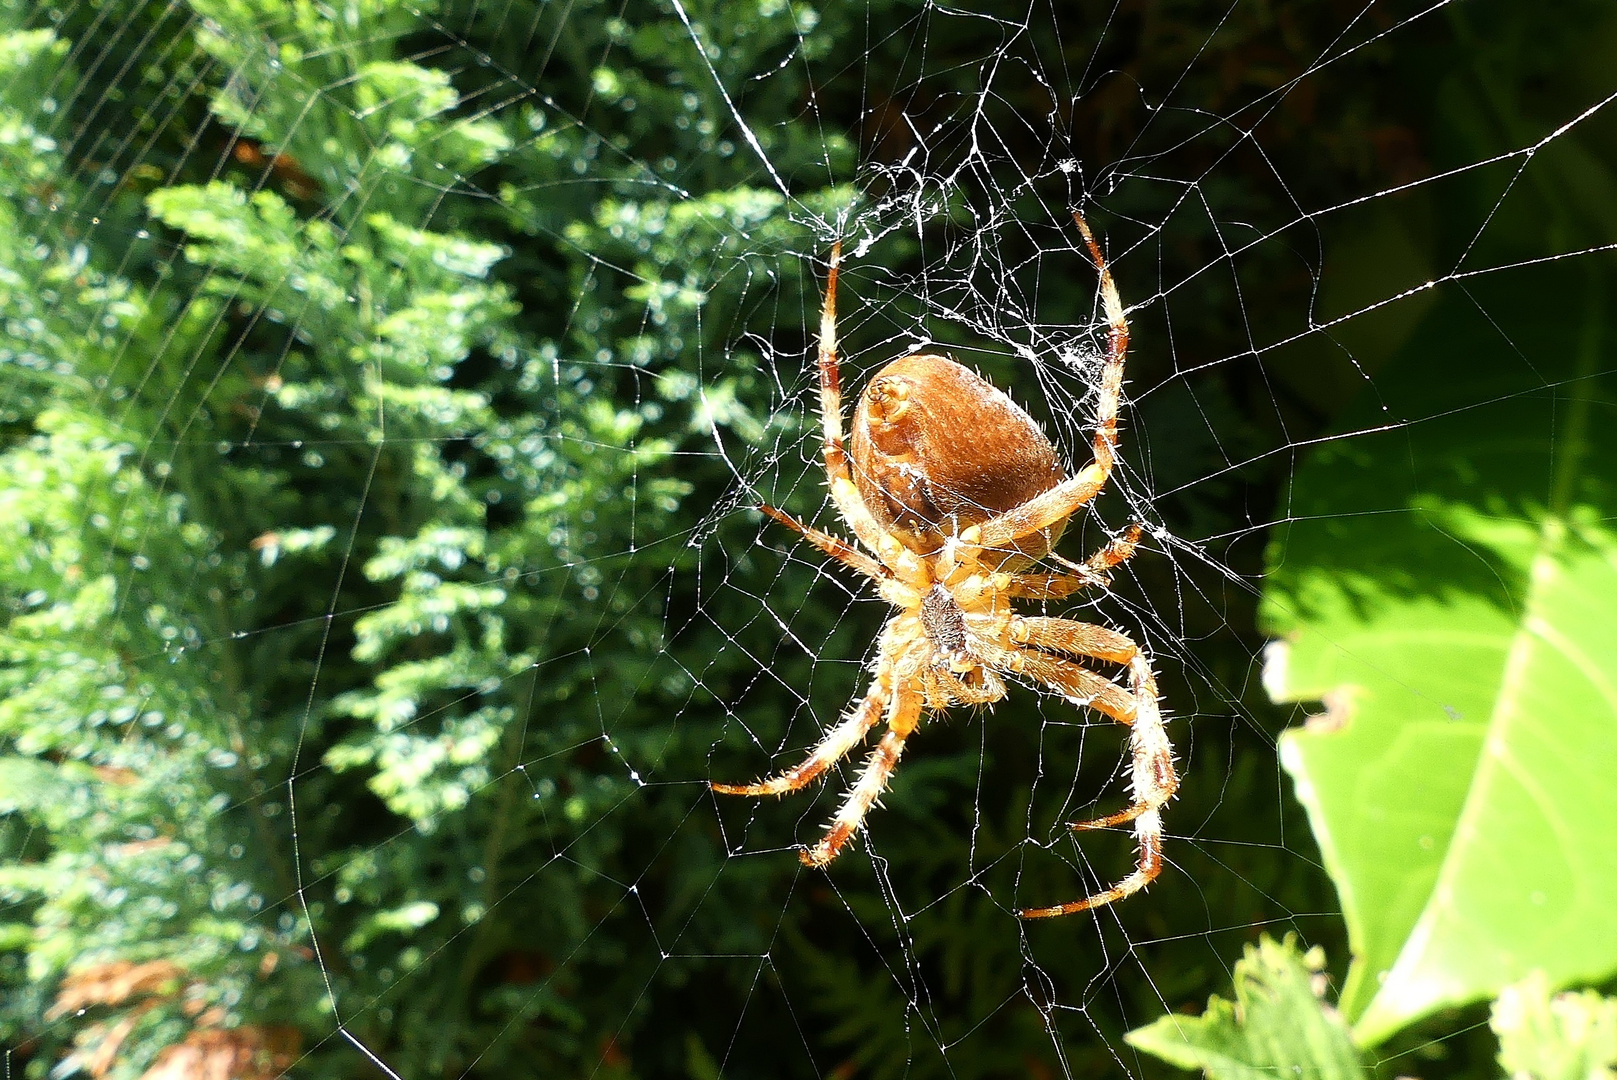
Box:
[1126,936,1363,1080]
[1260,267,1617,1045]
[1493,972,1617,1080]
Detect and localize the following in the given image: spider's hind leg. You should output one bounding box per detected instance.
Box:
[1010,622,1178,918]
[1023,816,1166,917]
[1062,652,1175,830]
[1011,624,1177,827]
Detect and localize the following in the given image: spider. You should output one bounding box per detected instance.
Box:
[713,213,1177,918]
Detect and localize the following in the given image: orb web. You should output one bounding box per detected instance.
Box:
[3,1,1614,1078]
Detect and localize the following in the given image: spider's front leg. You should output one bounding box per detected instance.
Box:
[812,242,910,571]
[963,213,1129,558]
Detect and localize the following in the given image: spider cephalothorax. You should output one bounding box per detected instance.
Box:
[714,214,1177,917]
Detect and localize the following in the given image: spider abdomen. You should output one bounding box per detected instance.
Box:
[850,353,1067,562]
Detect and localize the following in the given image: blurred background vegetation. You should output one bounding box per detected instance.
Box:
[1,0,1614,1078]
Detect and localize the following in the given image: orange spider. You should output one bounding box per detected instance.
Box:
[714,213,1177,917]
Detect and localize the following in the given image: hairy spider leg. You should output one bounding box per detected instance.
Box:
[1010,524,1144,598]
[1008,617,1177,917]
[1012,615,1138,664]
[813,242,909,571]
[711,642,895,798]
[1072,211,1129,477]
[1016,670,1170,915]
[713,249,915,816]
[757,503,889,582]
[964,212,1129,556]
[1004,574,1092,601]
[1007,649,1138,725]
[1063,652,1175,830]
[1013,618,1178,828]
[801,679,923,867]
[1020,811,1165,916]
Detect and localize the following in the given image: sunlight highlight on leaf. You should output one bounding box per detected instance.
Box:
[1262,267,1617,1045]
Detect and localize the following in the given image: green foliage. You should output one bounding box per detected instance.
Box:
[0,0,821,1073]
[1126,936,1363,1080]
[1258,7,1617,1041]
[1261,273,1617,1043]
[1129,940,1617,1080]
[1494,973,1617,1080]
[1254,147,1617,1067]
[3,0,1613,1077]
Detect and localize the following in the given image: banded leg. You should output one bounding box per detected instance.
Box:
[1019,808,1164,918]
[801,682,922,867]
[1071,211,1128,486]
[1010,616,1137,665]
[1053,650,1175,832]
[711,658,893,797]
[1009,650,1137,725]
[965,212,1128,555]
[1010,622,1177,918]
[1019,657,1170,917]
[1009,524,1143,599]
[1073,651,1176,828]
[759,503,889,582]
[813,243,908,569]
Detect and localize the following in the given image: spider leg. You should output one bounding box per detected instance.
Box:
[1054,522,1142,581]
[1013,621,1177,828]
[1072,211,1129,474]
[962,450,1108,558]
[813,243,912,570]
[1018,814,1164,918]
[1008,649,1138,725]
[1061,651,1175,834]
[1008,621,1177,918]
[1004,573,1090,601]
[759,503,889,582]
[1011,616,1136,664]
[964,212,1128,555]
[712,655,893,797]
[1007,524,1143,599]
[801,680,922,867]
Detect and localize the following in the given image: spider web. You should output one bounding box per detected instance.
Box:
[3,0,1615,1077]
